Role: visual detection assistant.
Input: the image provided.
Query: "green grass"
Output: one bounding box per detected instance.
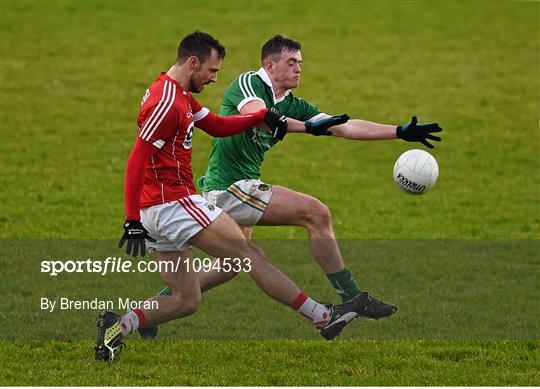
[1,0,538,239]
[1,0,539,386]
[1,340,538,386]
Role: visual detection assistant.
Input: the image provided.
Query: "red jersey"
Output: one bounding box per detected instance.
[137,73,209,208]
[123,72,268,221]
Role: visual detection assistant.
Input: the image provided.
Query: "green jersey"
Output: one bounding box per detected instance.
[200,68,322,191]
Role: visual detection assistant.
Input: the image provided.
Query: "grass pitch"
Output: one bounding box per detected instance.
[1,0,539,386]
[1,340,538,386]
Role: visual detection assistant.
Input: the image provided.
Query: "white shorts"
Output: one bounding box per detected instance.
[140,195,223,252]
[202,179,274,226]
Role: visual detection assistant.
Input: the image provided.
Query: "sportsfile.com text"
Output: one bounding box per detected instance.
[41,257,252,276]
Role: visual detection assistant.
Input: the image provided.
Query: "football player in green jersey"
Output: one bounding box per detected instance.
[198,34,441,298]
[140,35,441,339]
[199,34,441,297]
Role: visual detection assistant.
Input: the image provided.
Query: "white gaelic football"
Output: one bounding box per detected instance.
[393,149,439,195]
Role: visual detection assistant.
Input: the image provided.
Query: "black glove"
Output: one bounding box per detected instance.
[264,107,288,141]
[396,116,442,149]
[305,114,350,136]
[118,220,156,258]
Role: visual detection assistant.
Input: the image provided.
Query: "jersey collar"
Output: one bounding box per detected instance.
[159,72,186,94]
[256,67,291,104]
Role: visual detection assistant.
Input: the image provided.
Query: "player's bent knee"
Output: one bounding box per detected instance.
[303,199,332,229]
[246,242,269,262]
[233,240,255,259]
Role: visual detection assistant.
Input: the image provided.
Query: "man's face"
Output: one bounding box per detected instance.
[269,49,302,90]
[189,49,222,93]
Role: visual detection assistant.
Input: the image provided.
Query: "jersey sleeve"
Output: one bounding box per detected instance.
[291,96,321,121]
[138,83,179,149]
[124,137,159,220]
[195,109,267,137]
[223,72,266,112]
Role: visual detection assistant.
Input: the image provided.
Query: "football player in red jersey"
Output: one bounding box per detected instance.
[95,31,368,362]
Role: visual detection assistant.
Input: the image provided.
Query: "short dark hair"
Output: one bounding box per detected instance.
[176,31,226,63]
[261,35,301,62]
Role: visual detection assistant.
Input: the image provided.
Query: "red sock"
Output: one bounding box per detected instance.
[133,308,146,328]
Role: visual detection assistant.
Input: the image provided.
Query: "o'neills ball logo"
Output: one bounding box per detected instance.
[396,173,426,193]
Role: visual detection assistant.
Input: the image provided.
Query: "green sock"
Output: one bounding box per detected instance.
[159,285,172,296]
[327,267,362,302]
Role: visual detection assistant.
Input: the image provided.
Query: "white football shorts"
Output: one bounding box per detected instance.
[140,195,223,252]
[202,179,274,226]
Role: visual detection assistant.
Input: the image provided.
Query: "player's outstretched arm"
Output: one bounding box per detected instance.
[318,115,443,148]
[324,117,397,140]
